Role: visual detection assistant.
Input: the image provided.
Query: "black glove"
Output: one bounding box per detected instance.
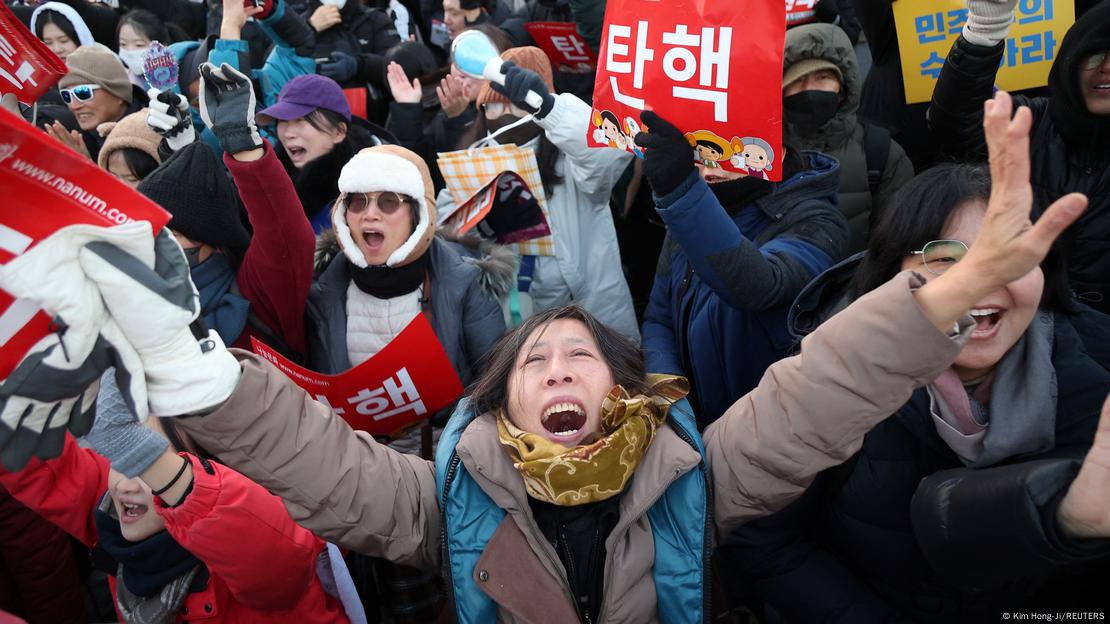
[320,51,359,83]
[197,62,263,155]
[635,110,696,197]
[489,61,555,119]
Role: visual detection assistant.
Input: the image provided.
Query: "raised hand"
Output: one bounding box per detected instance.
[198,62,262,156]
[489,61,554,118]
[387,61,422,104]
[437,72,470,118]
[310,4,342,32]
[45,121,92,161]
[221,0,265,39]
[146,88,195,153]
[1057,393,1110,539]
[634,110,696,196]
[915,91,1087,332]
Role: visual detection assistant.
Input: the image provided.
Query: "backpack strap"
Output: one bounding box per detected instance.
[862,123,892,195]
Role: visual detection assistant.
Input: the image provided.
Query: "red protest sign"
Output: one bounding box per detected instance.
[0,4,68,104]
[0,107,171,380]
[786,0,820,27]
[525,22,597,74]
[251,314,464,437]
[589,0,786,181]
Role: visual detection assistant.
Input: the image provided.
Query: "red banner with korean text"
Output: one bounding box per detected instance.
[251,315,464,437]
[0,4,68,104]
[785,0,820,27]
[589,0,786,181]
[0,107,171,380]
[525,22,598,74]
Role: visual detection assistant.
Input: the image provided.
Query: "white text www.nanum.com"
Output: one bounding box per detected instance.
[9,158,134,224]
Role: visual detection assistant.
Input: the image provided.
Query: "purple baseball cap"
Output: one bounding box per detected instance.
[257,74,352,124]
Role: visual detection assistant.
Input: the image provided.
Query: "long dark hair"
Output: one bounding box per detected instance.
[851,163,1073,311]
[35,9,79,42]
[119,147,159,182]
[467,305,649,416]
[457,112,564,198]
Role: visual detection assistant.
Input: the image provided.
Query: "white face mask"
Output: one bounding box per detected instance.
[118,48,149,75]
[320,0,347,8]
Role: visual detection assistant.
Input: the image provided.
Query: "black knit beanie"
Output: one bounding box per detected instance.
[138,142,250,251]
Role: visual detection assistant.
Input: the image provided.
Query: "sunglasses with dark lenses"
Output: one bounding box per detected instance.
[59,84,102,104]
[344,191,408,216]
[1082,50,1108,70]
[907,239,968,276]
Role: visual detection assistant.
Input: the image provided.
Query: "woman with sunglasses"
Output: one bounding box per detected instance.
[930,0,1110,314]
[721,159,1110,621]
[53,45,149,162]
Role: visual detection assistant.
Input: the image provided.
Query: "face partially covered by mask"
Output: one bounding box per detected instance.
[782,90,841,133]
[118,48,149,76]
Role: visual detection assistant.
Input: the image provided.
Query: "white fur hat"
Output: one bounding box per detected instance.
[333,146,436,269]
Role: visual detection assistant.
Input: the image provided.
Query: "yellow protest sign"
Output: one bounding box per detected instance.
[893,0,1074,104]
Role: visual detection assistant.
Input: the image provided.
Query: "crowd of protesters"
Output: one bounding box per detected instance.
[0,0,1109,622]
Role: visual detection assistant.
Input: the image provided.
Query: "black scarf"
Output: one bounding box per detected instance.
[1046,0,1110,152]
[709,146,806,213]
[349,249,431,299]
[279,126,375,222]
[94,501,204,598]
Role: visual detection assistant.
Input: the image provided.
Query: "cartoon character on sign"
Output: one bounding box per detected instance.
[592,109,630,150]
[684,130,744,170]
[738,137,775,180]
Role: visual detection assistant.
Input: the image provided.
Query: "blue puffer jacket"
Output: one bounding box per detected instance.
[642,153,847,427]
[434,397,712,624]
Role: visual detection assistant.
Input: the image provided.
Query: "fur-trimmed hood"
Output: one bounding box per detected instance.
[314,229,515,300]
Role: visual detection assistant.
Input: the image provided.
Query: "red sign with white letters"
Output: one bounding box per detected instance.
[525,22,598,74]
[251,314,464,438]
[0,107,170,380]
[0,4,68,104]
[589,0,786,180]
[786,0,820,26]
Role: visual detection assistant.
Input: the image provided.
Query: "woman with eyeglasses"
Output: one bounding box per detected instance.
[51,45,150,162]
[930,0,1110,314]
[720,161,1110,622]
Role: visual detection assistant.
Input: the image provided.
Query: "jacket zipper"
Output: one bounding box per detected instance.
[670,424,714,624]
[439,452,462,615]
[557,525,591,624]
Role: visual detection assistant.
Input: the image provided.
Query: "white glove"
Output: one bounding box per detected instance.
[963,0,1018,47]
[147,88,196,153]
[80,228,240,417]
[0,224,148,470]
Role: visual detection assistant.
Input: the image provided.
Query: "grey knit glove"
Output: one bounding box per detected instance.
[963,0,1018,47]
[85,371,168,478]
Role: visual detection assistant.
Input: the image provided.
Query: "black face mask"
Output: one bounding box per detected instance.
[783,90,841,133]
[486,114,542,146]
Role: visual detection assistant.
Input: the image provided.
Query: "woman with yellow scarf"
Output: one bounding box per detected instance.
[5,93,1102,623]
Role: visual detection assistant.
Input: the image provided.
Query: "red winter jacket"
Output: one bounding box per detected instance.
[0,436,349,624]
[226,141,316,356]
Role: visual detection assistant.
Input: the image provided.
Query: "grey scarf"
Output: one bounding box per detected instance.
[929,311,1058,467]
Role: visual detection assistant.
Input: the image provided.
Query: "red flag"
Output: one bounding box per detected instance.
[0,4,68,104]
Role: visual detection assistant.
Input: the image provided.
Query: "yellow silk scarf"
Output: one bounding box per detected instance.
[496,375,690,506]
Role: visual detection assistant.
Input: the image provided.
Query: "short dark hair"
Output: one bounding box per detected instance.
[117,9,170,46]
[467,305,649,416]
[851,162,1073,312]
[35,9,79,43]
[119,147,160,182]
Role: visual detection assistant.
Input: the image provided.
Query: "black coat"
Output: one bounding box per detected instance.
[719,259,1110,622]
[929,2,1110,313]
[305,0,401,89]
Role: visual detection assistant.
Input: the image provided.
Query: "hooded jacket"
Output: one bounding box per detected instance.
[174,269,980,622]
[721,256,1110,622]
[783,23,914,253]
[930,2,1110,312]
[642,154,849,427]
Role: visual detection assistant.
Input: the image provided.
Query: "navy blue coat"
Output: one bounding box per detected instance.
[642,153,848,427]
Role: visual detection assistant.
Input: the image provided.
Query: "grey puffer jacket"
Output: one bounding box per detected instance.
[306,235,510,386]
[783,23,914,253]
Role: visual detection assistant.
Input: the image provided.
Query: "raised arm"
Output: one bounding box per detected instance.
[707,91,1089,534]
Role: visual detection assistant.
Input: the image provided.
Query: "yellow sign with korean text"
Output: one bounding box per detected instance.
[893,0,1074,104]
